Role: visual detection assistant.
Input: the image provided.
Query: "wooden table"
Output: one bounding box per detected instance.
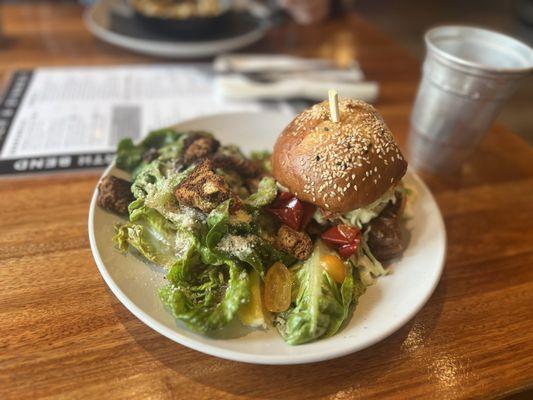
[1,2,532,399]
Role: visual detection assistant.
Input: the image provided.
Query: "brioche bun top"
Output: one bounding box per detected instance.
[271,98,407,213]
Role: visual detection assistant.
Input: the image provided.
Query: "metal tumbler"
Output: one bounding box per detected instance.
[408,26,533,174]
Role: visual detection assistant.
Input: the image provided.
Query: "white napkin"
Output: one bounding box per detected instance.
[214,54,379,102]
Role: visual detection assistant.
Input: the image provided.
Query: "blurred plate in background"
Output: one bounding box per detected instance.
[84,0,270,58]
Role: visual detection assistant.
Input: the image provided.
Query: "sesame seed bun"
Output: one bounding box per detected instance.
[271,98,407,213]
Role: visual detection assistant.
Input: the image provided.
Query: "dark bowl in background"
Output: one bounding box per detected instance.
[131,0,232,38]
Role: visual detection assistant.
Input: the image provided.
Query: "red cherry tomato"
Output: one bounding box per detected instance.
[276,191,293,203]
[338,224,360,243]
[321,224,361,259]
[301,202,316,229]
[269,201,302,230]
[320,208,336,219]
[269,191,294,210]
[268,192,315,231]
[321,224,360,246]
[337,243,359,259]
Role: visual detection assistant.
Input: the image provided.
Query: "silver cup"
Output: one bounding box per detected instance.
[408,26,533,174]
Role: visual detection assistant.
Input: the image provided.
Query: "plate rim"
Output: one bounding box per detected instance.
[88,111,447,365]
[83,0,269,58]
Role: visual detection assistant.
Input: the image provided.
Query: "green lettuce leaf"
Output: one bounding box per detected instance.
[351,265,367,304]
[140,128,181,150]
[355,231,388,286]
[154,211,251,334]
[160,245,250,333]
[275,240,356,345]
[131,160,164,199]
[130,160,202,233]
[205,201,263,276]
[205,199,231,249]
[115,139,144,172]
[323,270,353,337]
[245,176,277,208]
[113,200,178,267]
[157,140,184,162]
[217,234,265,277]
[215,230,296,278]
[143,167,198,227]
[116,128,181,172]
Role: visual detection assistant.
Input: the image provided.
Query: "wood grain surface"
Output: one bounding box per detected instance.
[1,2,532,399]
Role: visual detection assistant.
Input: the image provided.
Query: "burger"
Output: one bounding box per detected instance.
[270,97,409,268]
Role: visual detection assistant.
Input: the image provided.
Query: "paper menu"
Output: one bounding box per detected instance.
[0,64,292,176]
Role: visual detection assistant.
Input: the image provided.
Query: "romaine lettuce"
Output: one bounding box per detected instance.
[275,240,358,345]
[206,200,266,276]
[139,128,181,149]
[115,139,144,173]
[144,168,196,222]
[206,197,295,277]
[160,246,250,333]
[339,187,397,228]
[355,231,388,285]
[131,160,164,199]
[205,199,231,249]
[116,128,181,172]
[114,200,178,267]
[245,176,277,208]
[129,159,204,234]
[215,234,296,279]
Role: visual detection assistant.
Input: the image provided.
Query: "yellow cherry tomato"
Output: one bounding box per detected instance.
[264,261,292,313]
[320,254,347,283]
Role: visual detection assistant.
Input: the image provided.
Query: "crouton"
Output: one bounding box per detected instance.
[276,224,313,260]
[97,175,134,215]
[183,134,220,165]
[212,153,262,178]
[182,132,205,149]
[174,159,231,213]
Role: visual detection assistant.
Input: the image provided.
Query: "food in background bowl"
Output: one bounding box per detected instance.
[96,98,413,345]
[130,0,227,19]
[130,0,231,36]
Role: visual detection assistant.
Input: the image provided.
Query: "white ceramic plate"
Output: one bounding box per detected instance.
[84,0,269,58]
[88,112,446,365]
